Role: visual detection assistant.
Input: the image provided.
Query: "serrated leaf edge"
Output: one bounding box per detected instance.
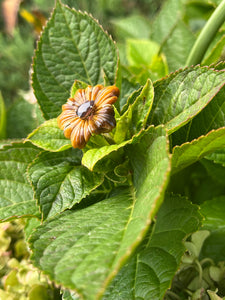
[171,126,225,174]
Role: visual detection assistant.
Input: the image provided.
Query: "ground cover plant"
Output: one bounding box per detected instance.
[1,0,225,299]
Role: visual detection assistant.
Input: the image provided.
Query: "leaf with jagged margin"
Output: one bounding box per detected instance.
[0,140,21,149]
[27,119,71,152]
[148,66,225,134]
[151,0,183,44]
[200,196,225,263]
[28,148,104,220]
[114,79,154,144]
[103,194,202,300]
[24,218,41,241]
[32,0,119,120]
[82,125,152,172]
[82,140,128,172]
[0,142,41,222]
[171,127,225,175]
[29,125,170,299]
[171,84,225,146]
[0,141,6,149]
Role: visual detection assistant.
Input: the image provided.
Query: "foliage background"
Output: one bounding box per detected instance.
[1,0,225,300]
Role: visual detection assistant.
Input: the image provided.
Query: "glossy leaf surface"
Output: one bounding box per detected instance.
[104,194,202,299]
[32,1,118,119]
[148,66,225,134]
[27,119,71,152]
[28,149,104,220]
[171,127,225,174]
[30,126,170,299]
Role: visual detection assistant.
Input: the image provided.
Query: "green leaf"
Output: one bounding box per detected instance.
[127,39,160,67]
[171,127,225,174]
[205,148,225,166]
[119,78,140,111]
[112,15,151,41]
[207,290,224,300]
[201,158,225,186]
[168,161,225,205]
[82,140,129,172]
[0,91,6,139]
[85,134,111,150]
[148,66,225,134]
[82,124,155,172]
[30,189,134,299]
[151,0,183,44]
[27,119,71,152]
[62,290,80,300]
[32,0,119,119]
[201,197,225,231]
[202,34,225,66]
[200,197,225,262]
[70,80,89,98]
[126,126,170,219]
[130,79,154,132]
[113,108,132,145]
[24,218,41,241]
[104,194,202,299]
[0,142,40,222]
[105,163,129,184]
[30,126,170,299]
[0,139,20,149]
[172,85,225,145]
[120,85,142,115]
[126,39,168,82]
[185,0,215,24]
[114,79,154,143]
[161,20,195,72]
[28,149,104,220]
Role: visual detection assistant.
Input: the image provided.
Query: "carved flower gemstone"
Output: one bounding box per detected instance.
[57,84,120,149]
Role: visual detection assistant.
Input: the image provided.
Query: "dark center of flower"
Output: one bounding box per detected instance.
[77,101,95,119]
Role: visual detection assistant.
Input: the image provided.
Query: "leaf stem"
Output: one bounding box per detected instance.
[165,290,181,300]
[186,0,225,66]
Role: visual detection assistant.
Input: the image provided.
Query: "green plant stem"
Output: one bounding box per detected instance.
[195,259,203,285]
[0,92,6,139]
[200,258,215,267]
[165,290,181,300]
[186,0,225,66]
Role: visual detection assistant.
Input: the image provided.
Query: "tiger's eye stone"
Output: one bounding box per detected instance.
[77,101,94,118]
